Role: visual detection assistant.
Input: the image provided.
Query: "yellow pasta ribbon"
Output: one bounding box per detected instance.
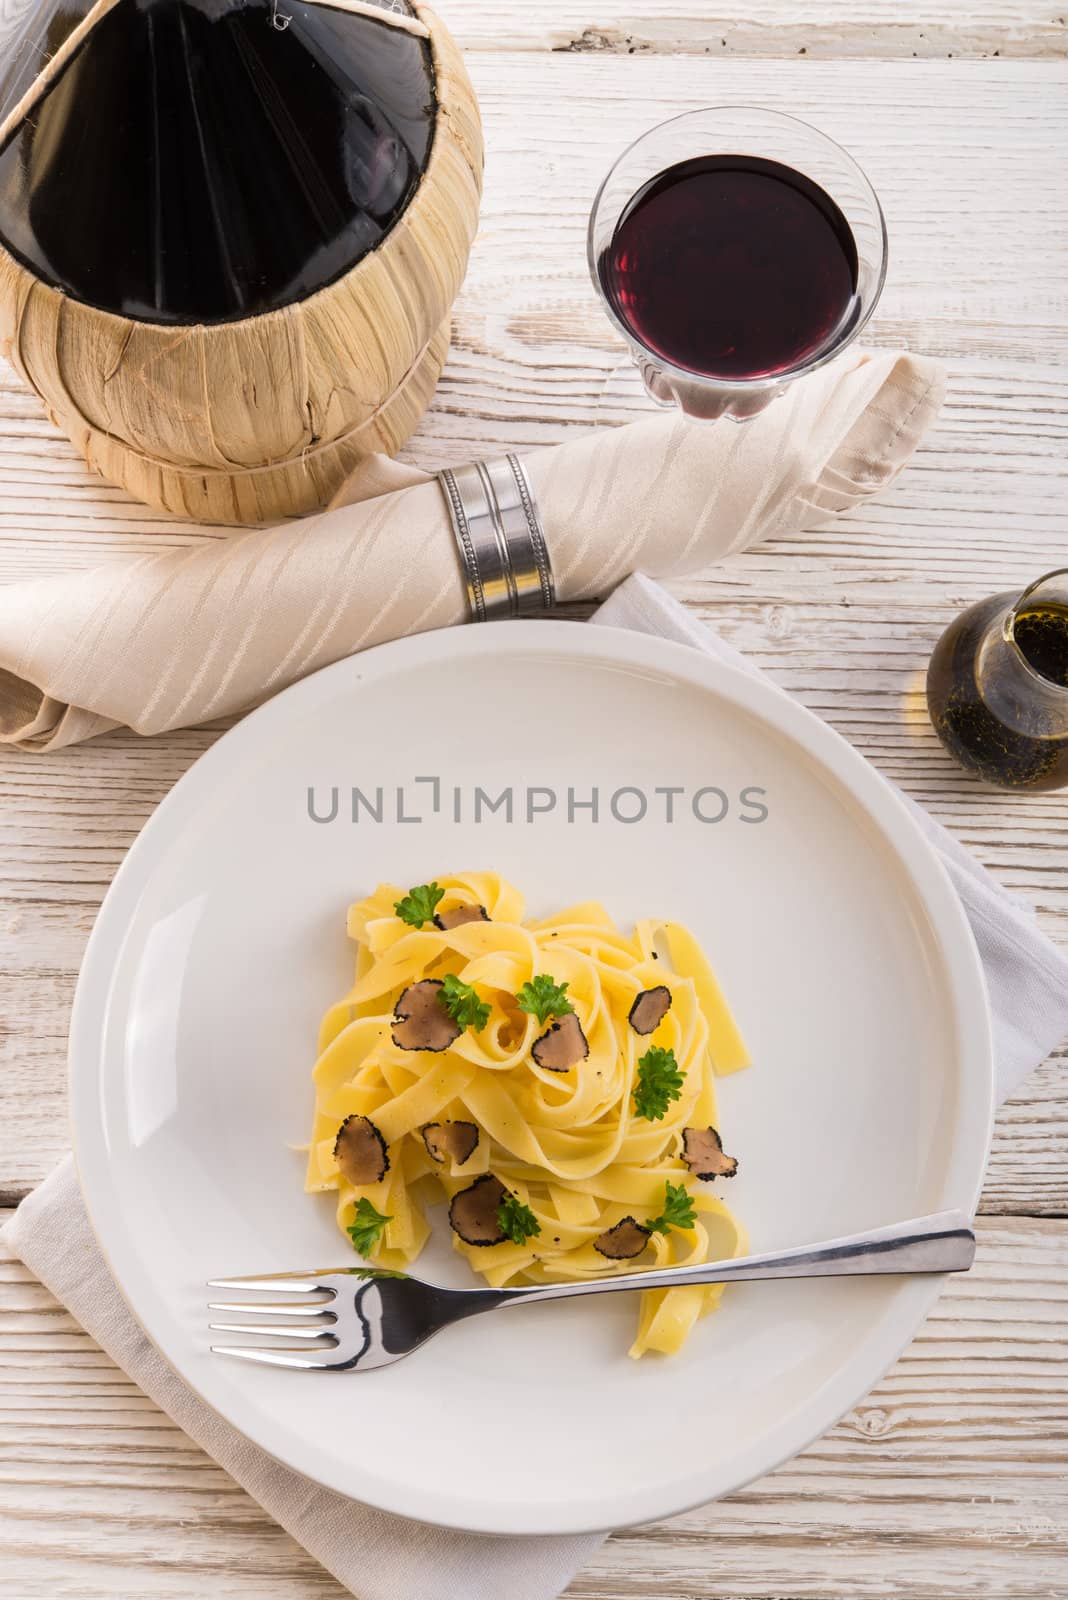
[304,873,750,1357]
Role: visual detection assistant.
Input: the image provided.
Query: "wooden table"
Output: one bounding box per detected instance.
[1,3,1066,1595]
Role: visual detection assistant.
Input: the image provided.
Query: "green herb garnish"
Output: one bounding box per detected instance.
[497,1192,541,1245]
[346,1197,392,1256]
[394,882,445,927]
[632,1045,685,1121]
[440,972,491,1032]
[515,975,574,1026]
[646,1181,697,1237]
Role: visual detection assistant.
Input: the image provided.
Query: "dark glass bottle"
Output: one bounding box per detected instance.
[0,0,435,324]
[926,569,1068,792]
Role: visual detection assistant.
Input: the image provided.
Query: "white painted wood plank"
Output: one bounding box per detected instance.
[0,1216,1063,1597]
[441,0,1068,58]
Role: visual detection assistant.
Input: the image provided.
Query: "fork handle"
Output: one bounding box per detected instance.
[497,1210,976,1307]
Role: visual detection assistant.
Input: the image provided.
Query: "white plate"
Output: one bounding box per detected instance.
[70,621,994,1536]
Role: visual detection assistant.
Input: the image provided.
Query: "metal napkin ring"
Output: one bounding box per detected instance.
[438,454,555,621]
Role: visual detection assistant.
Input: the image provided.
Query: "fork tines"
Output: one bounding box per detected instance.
[208,1273,341,1368]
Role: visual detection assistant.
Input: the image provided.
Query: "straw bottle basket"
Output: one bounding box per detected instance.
[0,0,482,523]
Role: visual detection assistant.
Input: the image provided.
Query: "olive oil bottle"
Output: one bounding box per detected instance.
[927,568,1068,792]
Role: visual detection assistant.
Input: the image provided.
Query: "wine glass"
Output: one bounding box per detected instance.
[588,106,888,422]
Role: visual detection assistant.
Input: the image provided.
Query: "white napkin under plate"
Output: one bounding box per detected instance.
[5,573,1067,1600]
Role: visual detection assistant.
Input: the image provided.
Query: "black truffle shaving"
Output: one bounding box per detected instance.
[531,1011,589,1072]
[333,1114,390,1186]
[627,985,672,1035]
[433,903,490,931]
[682,1125,739,1180]
[421,1120,480,1165]
[392,979,462,1052]
[594,1217,651,1260]
[448,1174,508,1246]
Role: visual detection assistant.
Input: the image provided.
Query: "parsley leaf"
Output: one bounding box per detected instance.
[497,1192,541,1245]
[394,883,445,928]
[346,1197,392,1256]
[440,972,491,1032]
[632,1045,685,1121]
[646,1180,697,1237]
[516,974,574,1025]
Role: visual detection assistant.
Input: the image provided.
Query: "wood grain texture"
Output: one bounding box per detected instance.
[0,1215,1063,1598]
[0,28,1065,1600]
[443,0,1068,59]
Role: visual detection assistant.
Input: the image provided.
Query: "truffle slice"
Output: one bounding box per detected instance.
[333,1115,389,1186]
[594,1217,651,1260]
[682,1126,739,1180]
[422,1120,480,1166]
[448,1174,508,1247]
[531,1012,589,1073]
[628,984,672,1035]
[433,904,489,931]
[392,979,461,1052]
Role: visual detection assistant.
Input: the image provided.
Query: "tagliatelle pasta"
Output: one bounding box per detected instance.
[304,872,750,1357]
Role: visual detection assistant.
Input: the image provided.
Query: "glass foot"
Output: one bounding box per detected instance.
[593,361,664,425]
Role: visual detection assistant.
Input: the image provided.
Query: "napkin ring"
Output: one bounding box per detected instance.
[438,455,555,621]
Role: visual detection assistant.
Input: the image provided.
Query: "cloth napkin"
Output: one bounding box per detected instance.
[5,575,1067,1600]
[0,347,943,750]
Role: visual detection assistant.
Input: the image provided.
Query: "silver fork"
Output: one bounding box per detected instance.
[208,1209,975,1374]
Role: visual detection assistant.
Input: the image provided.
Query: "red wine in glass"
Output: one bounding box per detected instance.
[598,154,860,381]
